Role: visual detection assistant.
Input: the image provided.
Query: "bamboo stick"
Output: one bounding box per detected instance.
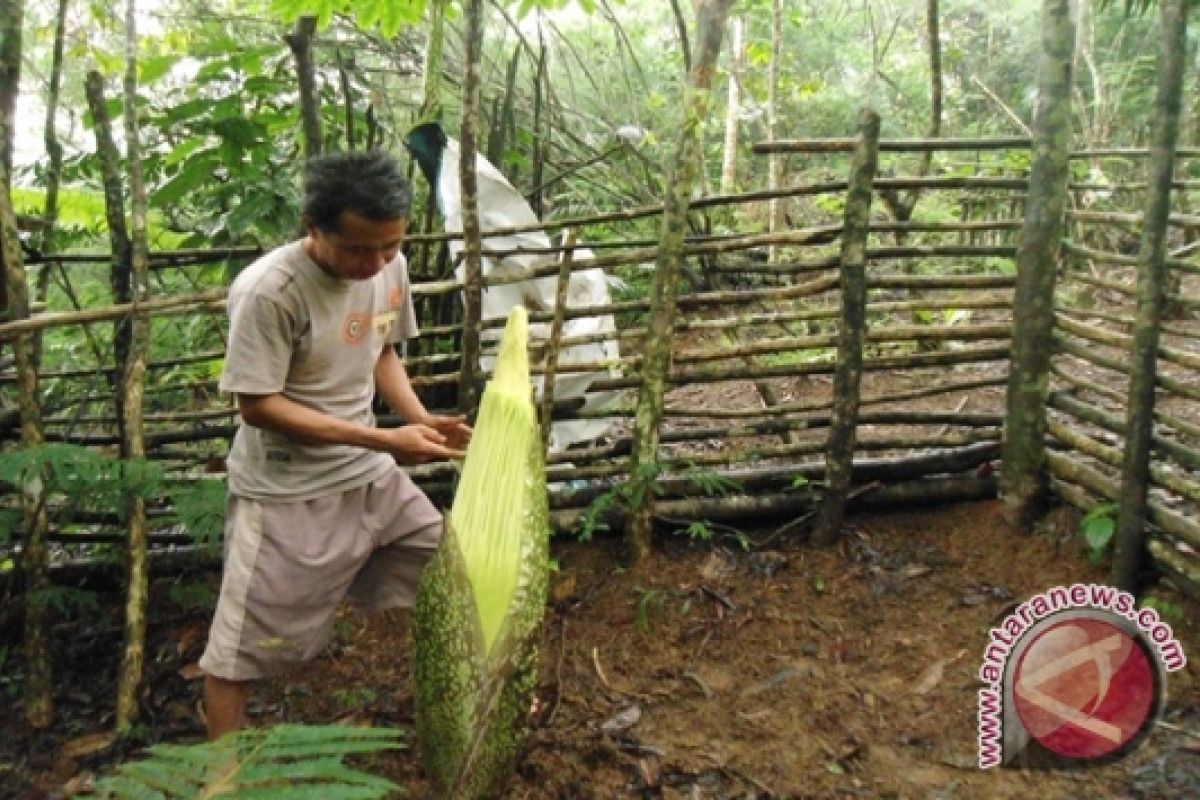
[1051,363,1200,442]
[1055,305,1198,339]
[1061,239,1200,274]
[0,288,226,340]
[540,231,576,450]
[552,474,998,534]
[1048,419,1200,505]
[1053,332,1200,401]
[1055,314,1200,370]
[1046,450,1200,549]
[407,343,1012,390]
[1048,391,1200,471]
[752,136,1034,154]
[1146,537,1200,602]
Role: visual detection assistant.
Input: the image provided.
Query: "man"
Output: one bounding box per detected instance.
[199,150,470,739]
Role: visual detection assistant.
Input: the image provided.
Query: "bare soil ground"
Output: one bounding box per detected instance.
[2,500,1198,800]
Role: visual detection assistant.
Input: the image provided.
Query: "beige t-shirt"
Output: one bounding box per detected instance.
[221,241,419,500]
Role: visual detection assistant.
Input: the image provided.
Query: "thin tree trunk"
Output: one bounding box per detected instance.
[718,16,743,196]
[285,16,321,159]
[767,0,783,263]
[1000,0,1074,525]
[813,109,881,546]
[458,0,485,414]
[0,0,20,175]
[420,0,447,122]
[1112,0,1188,593]
[336,49,355,150]
[85,71,132,442]
[115,0,151,732]
[627,0,735,563]
[528,13,548,218]
[36,0,69,316]
[1,27,53,727]
[0,0,21,318]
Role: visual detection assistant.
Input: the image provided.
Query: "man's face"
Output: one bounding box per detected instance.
[304,211,407,281]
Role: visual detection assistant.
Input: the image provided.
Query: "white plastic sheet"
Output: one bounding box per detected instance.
[437,139,622,452]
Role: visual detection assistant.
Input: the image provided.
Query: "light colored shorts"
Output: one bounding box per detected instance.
[199,468,442,681]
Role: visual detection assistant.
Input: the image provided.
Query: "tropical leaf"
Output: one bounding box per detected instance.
[84,724,405,799]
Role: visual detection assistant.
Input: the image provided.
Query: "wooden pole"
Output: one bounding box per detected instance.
[1000,0,1074,525]
[1,42,54,729]
[813,108,881,545]
[457,0,484,415]
[115,0,151,732]
[627,0,735,564]
[1113,0,1189,593]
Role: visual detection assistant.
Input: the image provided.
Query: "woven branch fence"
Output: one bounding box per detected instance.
[1,135,1198,601]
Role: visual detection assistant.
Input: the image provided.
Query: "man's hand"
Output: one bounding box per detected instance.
[383,424,467,464]
[424,414,472,452]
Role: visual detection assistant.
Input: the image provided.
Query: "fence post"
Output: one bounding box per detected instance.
[1113,0,1189,592]
[626,0,735,564]
[813,108,881,546]
[1000,0,1074,525]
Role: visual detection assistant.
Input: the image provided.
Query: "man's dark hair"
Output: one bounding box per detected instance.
[302,150,413,231]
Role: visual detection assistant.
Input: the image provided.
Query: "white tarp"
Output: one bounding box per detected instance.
[436,138,622,452]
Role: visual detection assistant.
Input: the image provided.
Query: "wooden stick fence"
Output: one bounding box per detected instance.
[3,133,1199,605]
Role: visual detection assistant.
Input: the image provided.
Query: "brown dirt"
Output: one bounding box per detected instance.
[4,500,1199,799]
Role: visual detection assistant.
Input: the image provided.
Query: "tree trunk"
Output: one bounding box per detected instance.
[336,48,355,150]
[114,0,151,732]
[813,109,881,546]
[420,0,447,122]
[84,71,132,441]
[1000,0,1074,525]
[767,0,783,263]
[285,16,321,159]
[627,0,736,564]
[1,69,53,734]
[458,0,485,414]
[528,14,549,218]
[718,16,743,196]
[1112,0,1188,593]
[36,0,69,308]
[0,0,22,318]
[0,0,20,175]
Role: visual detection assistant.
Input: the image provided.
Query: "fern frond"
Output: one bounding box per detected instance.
[85,724,404,800]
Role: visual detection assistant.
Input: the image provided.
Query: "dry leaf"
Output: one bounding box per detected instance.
[600,705,642,734]
[62,732,116,759]
[551,573,577,603]
[913,659,946,696]
[178,662,205,681]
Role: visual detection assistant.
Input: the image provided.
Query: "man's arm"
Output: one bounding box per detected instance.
[375,346,471,450]
[237,391,461,464]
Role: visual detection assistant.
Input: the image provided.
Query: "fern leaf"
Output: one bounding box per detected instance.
[85,724,404,800]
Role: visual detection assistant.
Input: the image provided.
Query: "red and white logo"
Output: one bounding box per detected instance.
[1013,617,1156,759]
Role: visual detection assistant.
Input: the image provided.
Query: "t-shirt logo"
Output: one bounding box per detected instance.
[342,312,369,344]
[389,287,404,308]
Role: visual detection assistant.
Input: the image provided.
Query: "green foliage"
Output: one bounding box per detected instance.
[0,444,164,519]
[1079,502,1119,565]
[84,724,405,799]
[633,587,665,633]
[168,478,227,549]
[30,585,101,616]
[1140,595,1184,623]
[167,577,218,613]
[683,462,740,498]
[684,520,713,542]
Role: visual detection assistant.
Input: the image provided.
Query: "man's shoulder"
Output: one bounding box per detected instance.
[230,242,307,299]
